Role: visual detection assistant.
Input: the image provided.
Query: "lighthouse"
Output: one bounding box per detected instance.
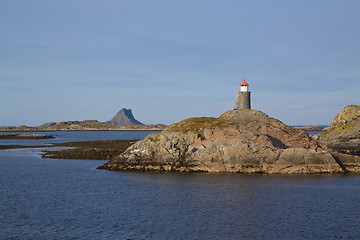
[234,79,251,110]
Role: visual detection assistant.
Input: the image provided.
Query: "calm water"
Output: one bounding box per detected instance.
[0,131,160,146]
[1,131,360,239]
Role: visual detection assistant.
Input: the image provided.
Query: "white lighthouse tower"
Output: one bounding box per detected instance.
[234,79,251,110]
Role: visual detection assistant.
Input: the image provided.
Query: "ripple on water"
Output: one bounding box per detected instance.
[1,132,360,239]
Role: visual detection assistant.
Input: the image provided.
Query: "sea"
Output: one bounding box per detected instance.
[1,131,359,240]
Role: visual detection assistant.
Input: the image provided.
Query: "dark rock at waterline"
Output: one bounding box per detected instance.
[42,140,138,160]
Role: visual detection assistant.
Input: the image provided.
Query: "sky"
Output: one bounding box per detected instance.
[1,0,359,126]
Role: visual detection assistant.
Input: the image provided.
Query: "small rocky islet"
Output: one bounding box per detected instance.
[98,105,360,174]
[0,133,55,139]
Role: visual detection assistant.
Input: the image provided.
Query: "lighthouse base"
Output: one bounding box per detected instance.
[236,92,251,110]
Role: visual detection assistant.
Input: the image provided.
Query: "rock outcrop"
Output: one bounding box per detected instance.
[319,105,360,157]
[99,109,360,173]
[108,108,143,125]
[328,105,360,130]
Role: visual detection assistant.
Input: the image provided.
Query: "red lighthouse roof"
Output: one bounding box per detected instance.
[240,79,249,86]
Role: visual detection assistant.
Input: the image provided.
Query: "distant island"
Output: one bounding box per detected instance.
[293,126,324,131]
[0,108,166,132]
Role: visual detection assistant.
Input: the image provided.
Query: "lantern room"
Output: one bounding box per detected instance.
[240,79,249,92]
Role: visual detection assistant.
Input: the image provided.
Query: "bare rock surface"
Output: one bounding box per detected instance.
[319,105,360,157]
[99,109,360,173]
[328,105,360,130]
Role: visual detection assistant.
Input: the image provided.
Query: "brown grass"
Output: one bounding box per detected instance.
[166,117,232,134]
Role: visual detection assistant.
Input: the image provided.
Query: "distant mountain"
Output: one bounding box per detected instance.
[0,107,168,131]
[107,108,143,125]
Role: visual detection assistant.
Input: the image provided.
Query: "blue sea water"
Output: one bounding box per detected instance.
[1,131,360,239]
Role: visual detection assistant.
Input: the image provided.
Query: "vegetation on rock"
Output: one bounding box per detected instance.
[166,117,231,134]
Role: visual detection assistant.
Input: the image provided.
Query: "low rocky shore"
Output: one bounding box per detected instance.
[0,140,137,160]
[0,133,54,139]
[294,126,324,131]
[0,144,44,150]
[0,120,166,132]
[99,105,360,174]
[41,140,138,160]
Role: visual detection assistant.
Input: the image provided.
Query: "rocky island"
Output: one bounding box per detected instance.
[0,108,166,132]
[99,106,360,174]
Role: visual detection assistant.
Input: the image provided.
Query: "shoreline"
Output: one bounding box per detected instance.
[1,139,359,174]
[0,139,138,160]
[0,133,55,139]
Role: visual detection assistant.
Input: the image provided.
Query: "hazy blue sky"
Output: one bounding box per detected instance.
[1,0,359,126]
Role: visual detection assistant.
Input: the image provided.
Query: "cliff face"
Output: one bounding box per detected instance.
[99,109,360,173]
[108,108,143,125]
[319,105,360,158]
